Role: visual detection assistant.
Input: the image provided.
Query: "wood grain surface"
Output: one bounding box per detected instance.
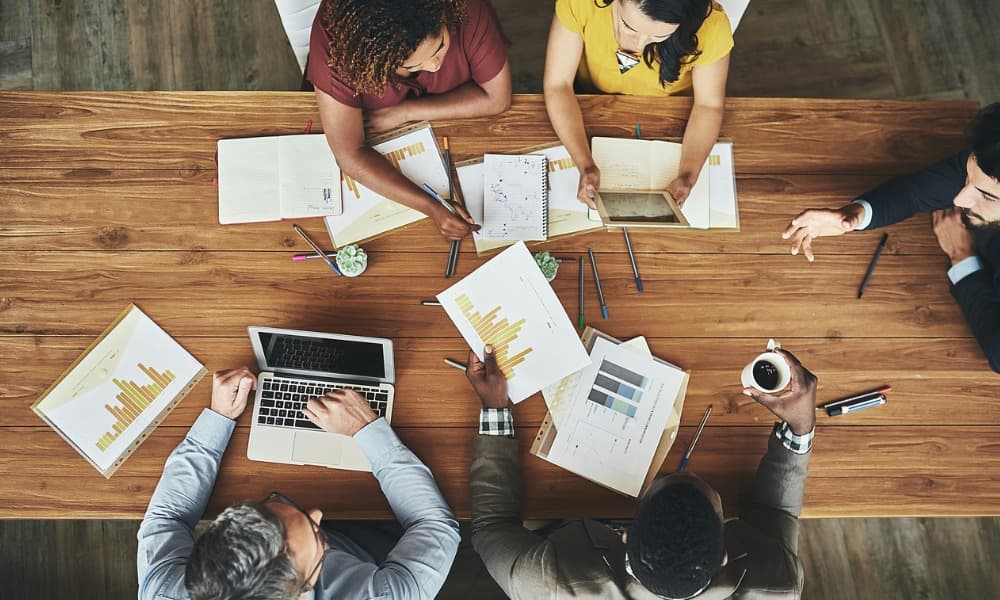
[2,92,997,519]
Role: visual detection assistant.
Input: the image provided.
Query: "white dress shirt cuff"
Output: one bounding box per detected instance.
[353,417,402,467]
[851,199,873,230]
[194,408,238,451]
[947,256,985,284]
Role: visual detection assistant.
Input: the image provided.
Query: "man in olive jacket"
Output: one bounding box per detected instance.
[466,344,817,599]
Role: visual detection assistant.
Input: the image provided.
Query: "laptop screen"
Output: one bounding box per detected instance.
[257,331,386,379]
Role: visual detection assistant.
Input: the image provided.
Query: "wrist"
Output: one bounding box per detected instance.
[949,251,975,266]
[841,202,865,225]
[787,416,816,437]
[209,406,238,421]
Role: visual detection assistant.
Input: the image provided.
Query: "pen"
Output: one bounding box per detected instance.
[422,182,463,278]
[421,300,442,306]
[578,256,585,330]
[292,224,342,275]
[442,138,461,278]
[588,248,609,320]
[818,385,892,410]
[858,233,889,298]
[826,394,886,417]
[443,358,467,372]
[622,227,643,292]
[292,252,337,261]
[678,405,712,472]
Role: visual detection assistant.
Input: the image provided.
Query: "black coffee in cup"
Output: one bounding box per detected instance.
[752,360,780,390]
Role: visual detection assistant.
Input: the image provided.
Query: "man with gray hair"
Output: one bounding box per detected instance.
[137,366,460,599]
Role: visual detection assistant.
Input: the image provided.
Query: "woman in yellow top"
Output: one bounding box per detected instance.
[544,0,733,206]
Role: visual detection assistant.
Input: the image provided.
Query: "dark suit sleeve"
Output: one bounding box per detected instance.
[951,265,1000,373]
[860,151,969,230]
[739,431,811,554]
[469,435,551,598]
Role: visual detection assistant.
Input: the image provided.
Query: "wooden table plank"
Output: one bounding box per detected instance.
[0,251,969,338]
[0,169,950,256]
[0,94,978,174]
[2,337,998,429]
[1,426,996,519]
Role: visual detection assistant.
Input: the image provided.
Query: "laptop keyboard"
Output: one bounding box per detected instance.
[257,376,389,430]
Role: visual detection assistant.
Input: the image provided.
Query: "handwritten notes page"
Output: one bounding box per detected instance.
[482,154,548,241]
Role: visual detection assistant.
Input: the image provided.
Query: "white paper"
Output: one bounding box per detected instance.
[545,337,685,497]
[680,158,711,230]
[708,141,739,228]
[277,135,342,219]
[436,242,590,403]
[482,154,548,240]
[217,137,281,224]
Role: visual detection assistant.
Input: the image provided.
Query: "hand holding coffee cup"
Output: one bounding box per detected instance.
[742,348,818,436]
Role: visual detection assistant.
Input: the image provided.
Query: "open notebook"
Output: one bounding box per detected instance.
[217,134,342,224]
[481,153,549,241]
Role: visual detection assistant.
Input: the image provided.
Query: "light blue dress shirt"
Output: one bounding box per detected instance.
[137,408,459,600]
[852,199,984,284]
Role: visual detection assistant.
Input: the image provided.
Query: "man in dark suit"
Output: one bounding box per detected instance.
[783,102,1000,372]
[465,344,818,599]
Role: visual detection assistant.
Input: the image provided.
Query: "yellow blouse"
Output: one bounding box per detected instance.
[555,0,733,96]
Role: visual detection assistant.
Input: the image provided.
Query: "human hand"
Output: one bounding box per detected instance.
[430,202,479,241]
[932,208,976,265]
[466,345,509,409]
[577,164,600,209]
[742,349,817,435]
[364,105,410,135]
[302,389,378,436]
[666,176,693,207]
[210,367,257,420]
[782,203,866,262]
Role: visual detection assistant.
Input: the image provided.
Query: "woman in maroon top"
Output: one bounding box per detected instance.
[308,0,512,241]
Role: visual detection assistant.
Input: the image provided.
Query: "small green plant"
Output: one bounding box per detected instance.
[534,251,559,282]
[335,244,368,277]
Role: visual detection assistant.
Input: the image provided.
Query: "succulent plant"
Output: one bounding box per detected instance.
[335,244,368,277]
[534,251,559,282]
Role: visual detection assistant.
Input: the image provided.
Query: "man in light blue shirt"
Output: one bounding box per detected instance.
[137,367,460,599]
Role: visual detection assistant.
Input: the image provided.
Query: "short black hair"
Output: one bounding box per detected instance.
[627,482,724,598]
[971,102,1000,181]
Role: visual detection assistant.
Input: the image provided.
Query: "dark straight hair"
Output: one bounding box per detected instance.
[971,102,1000,181]
[597,0,713,87]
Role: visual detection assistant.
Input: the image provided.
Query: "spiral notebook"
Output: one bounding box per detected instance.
[482,153,549,241]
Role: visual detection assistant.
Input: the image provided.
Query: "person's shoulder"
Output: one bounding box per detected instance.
[556,0,600,30]
[697,4,734,48]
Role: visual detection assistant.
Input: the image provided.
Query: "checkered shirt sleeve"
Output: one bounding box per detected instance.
[774,421,814,454]
[479,407,515,437]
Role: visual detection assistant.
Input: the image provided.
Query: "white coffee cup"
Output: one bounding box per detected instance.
[740,339,791,393]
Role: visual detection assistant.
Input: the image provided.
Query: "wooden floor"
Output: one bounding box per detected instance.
[1,1,999,599]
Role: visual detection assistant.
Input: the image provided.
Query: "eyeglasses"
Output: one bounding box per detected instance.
[624,550,711,600]
[262,491,329,594]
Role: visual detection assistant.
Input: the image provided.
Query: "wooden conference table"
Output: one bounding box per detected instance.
[1,93,998,520]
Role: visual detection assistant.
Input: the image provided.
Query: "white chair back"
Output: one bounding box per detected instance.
[716,0,749,32]
[274,0,322,74]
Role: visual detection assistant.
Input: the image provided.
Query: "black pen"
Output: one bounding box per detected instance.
[858,233,889,298]
[588,248,609,319]
[818,385,892,410]
[578,256,585,329]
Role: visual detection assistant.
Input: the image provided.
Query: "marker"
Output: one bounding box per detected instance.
[622,227,643,292]
[422,183,463,279]
[817,385,892,410]
[421,300,442,307]
[292,224,342,275]
[635,123,642,139]
[826,395,886,417]
[442,139,461,278]
[678,405,712,472]
[588,248,609,320]
[443,358,467,372]
[578,256,585,330]
[858,233,889,298]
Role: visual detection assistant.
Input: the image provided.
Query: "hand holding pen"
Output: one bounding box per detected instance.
[422,183,479,241]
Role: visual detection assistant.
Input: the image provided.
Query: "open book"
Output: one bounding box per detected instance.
[217,134,342,224]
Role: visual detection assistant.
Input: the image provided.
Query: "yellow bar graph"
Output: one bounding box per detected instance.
[95,364,176,452]
[384,141,426,170]
[455,293,533,381]
[343,174,361,200]
[547,157,575,172]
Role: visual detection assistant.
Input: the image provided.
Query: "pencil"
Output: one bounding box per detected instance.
[292,224,342,276]
[622,227,643,292]
[442,137,461,278]
[421,300,442,306]
[292,252,336,261]
[587,248,609,320]
[678,405,712,472]
[578,256,585,330]
[858,233,889,298]
[443,358,467,372]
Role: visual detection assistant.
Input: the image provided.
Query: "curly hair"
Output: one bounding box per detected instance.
[320,0,467,95]
[597,0,713,87]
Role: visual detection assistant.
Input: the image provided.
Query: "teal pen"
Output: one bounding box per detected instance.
[587,248,609,320]
[678,405,712,472]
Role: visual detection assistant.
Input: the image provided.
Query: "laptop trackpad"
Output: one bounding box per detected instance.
[292,431,343,466]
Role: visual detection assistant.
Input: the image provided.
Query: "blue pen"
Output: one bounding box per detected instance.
[292,224,342,276]
[678,405,712,472]
[587,248,609,320]
[422,183,458,215]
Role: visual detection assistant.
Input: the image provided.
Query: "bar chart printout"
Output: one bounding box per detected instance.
[32,305,205,476]
[437,241,590,403]
[588,359,648,418]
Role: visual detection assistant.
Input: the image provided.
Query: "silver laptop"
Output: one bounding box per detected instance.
[246,326,395,471]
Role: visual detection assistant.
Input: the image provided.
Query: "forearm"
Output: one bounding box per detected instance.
[398,81,510,121]
[544,83,595,170]
[335,143,440,216]
[677,102,724,183]
[747,426,811,518]
[951,268,1000,373]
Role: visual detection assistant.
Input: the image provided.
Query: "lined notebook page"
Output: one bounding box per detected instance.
[482,154,548,240]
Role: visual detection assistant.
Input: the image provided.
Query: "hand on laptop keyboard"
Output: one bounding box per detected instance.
[301,389,378,436]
